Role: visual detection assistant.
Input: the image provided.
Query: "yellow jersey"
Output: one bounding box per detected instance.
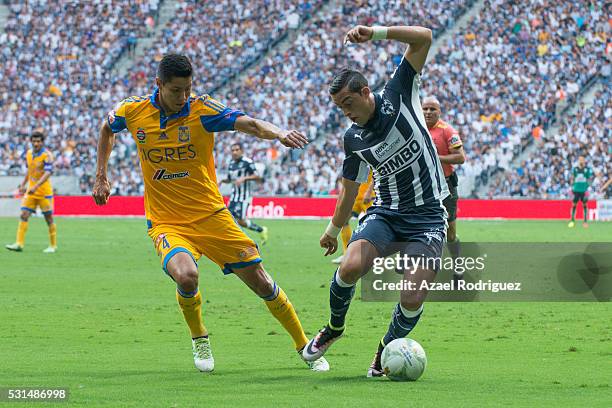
[356,171,374,201]
[26,148,54,197]
[107,88,245,226]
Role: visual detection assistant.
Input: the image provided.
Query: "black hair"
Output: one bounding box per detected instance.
[157,54,193,83]
[329,67,369,95]
[31,131,44,141]
[231,143,243,150]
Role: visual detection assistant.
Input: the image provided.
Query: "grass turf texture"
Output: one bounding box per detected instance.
[0,217,610,407]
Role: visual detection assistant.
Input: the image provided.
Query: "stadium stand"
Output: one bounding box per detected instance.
[0,0,608,200]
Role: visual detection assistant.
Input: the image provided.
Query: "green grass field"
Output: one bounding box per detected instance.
[0,217,610,407]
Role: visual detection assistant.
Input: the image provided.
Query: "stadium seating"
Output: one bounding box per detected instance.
[0,0,608,199]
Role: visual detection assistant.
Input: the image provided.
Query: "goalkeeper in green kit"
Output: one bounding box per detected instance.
[568,156,593,228]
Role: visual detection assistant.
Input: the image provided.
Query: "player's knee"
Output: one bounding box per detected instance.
[44,216,54,225]
[338,259,364,285]
[20,213,30,222]
[400,294,425,311]
[174,267,199,292]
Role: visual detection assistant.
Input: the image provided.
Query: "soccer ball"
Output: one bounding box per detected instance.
[381,338,427,381]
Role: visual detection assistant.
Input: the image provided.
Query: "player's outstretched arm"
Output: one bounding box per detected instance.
[92,121,116,206]
[320,178,360,256]
[344,25,432,73]
[234,115,308,149]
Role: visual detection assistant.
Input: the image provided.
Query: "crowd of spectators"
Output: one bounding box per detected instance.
[425,0,609,195]
[215,0,474,196]
[0,0,163,195]
[489,85,611,199]
[0,0,608,200]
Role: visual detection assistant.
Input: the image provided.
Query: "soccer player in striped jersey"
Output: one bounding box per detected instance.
[220,143,268,244]
[93,54,328,373]
[302,25,449,377]
[6,131,57,253]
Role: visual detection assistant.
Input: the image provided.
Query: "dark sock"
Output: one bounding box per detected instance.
[571,205,577,221]
[382,303,423,345]
[246,220,263,232]
[329,270,355,330]
[447,236,461,259]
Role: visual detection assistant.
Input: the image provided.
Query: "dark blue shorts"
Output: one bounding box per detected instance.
[228,200,249,220]
[349,203,448,271]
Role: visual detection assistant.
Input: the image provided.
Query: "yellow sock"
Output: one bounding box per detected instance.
[16,221,28,247]
[340,224,352,253]
[264,286,308,350]
[176,289,207,338]
[48,223,57,248]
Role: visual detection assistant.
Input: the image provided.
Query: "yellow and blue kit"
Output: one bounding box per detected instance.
[352,171,374,216]
[107,88,261,274]
[21,148,54,214]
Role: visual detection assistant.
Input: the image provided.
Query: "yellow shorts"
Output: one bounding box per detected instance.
[352,198,372,216]
[147,208,261,275]
[21,194,54,214]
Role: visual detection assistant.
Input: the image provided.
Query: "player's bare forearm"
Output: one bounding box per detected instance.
[92,121,115,205]
[439,152,465,165]
[33,171,52,190]
[235,115,308,148]
[95,121,116,179]
[19,174,28,191]
[386,26,432,47]
[344,25,431,72]
[331,179,360,228]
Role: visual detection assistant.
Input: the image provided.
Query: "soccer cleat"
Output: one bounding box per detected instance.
[582,223,589,229]
[298,348,330,372]
[5,243,23,252]
[42,246,57,253]
[568,221,575,228]
[331,255,344,264]
[260,226,268,245]
[192,337,214,372]
[302,325,344,362]
[366,349,385,378]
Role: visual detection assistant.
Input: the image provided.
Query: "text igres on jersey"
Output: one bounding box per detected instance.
[377,140,421,177]
[140,145,197,163]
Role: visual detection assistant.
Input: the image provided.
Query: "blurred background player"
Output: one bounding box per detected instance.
[568,155,593,228]
[332,171,374,264]
[422,96,466,281]
[93,54,328,373]
[5,131,57,253]
[219,143,268,244]
[303,24,448,378]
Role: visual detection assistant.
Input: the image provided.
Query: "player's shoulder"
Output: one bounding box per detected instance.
[43,149,54,161]
[242,157,254,164]
[111,94,151,116]
[191,94,228,116]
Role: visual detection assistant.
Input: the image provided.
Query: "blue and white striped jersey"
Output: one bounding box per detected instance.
[342,57,449,213]
[227,156,257,202]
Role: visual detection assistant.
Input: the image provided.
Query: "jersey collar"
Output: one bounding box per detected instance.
[150,88,191,129]
[363,93,381,130]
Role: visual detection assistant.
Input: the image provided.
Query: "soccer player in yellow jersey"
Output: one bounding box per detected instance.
[6,131,57,253]
[92,54,329,372]
[331,171,374,264]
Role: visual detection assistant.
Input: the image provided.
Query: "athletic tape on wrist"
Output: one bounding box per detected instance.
[371,26,388,41]
[325,221,342,238]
